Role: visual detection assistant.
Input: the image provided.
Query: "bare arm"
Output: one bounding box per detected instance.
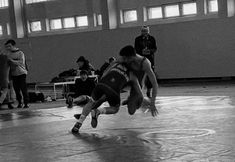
[8,51,25,66]
[129,71,144,100]
[142,59,158,116]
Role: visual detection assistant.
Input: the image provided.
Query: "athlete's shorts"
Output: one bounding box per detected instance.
[91,83,120,107]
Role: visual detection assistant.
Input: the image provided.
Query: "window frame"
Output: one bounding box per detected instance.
[206,0,218,14]
[29,20,42,32]
[122,9,138,23]
[0,25,3,36]
[147,6,163,20]
[0,0,8,8]
[145,1,199,22]
[63,17,76,29]
[76,15,89,28]
[49,18,63,30]
[182,1,197,16]
[163,3,180,18]
[25,0,48,4]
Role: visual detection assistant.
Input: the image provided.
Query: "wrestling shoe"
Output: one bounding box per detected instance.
[17,103,23,108]
[127,96,143,115]
[91,109,100,128]
[23,104,29,108]
[74,114,81,120]
[67,96,73,108]
[71,122,82,134]
[8,103,14,109]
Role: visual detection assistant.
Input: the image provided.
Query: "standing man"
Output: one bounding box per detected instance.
[4,39,29,108]
[0,48,14,109]
[134,26,157,97]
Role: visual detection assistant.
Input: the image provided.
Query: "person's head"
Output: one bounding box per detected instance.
[80,70,88,81]
[141,26,150,37]
[4,39,16,51]
[119,45,136,63]
[108,57,116,63]
[76,56,86,68]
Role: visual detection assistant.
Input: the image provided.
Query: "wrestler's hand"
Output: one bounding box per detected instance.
[149,103,158,117]
[142,48,150,55]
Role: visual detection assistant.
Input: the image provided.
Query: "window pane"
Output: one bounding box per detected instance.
[76,16,88,27]
[183,2,197,15]
[63,17,75,28]
[124,10,137,22]
[208,0,218,12]
[25,0,48,4]
[97,14,102,25]
[0,0,8,8]
[30,21,42,31]
[6,23,10,35]
[0,25,3,35]
[148,7,163,19]
[50,19,62,30]
[165,4,180,17]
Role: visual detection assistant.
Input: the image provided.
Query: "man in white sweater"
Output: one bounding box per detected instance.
[5,39,29,108]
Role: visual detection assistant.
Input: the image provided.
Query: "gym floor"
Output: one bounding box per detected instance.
[0,82,235,162]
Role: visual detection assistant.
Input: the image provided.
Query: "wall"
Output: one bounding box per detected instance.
[1,0,235,83]
[2,15,232,83]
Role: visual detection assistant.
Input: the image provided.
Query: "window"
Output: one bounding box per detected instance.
[94,14,102,27]
[123,10,137,22]
[50,19,62,30]
[208,0,218,13]
[76,16,88,27]
[30,21,42,32]
[148,6,163,19]
[25,0,49,4]
[164,4,180,18]
[6,23,10,35]
[97,14,102,26]
[63,17,75,28]
[182,2,197,15]
[0,25,3,35]
[0,0,8,8]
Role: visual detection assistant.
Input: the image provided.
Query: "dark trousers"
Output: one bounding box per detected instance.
[12,74,29,105]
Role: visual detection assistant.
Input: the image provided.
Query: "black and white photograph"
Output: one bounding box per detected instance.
[0,0,235,161]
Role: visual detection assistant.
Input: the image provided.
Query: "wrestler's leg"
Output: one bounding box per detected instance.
[127,72,144,115]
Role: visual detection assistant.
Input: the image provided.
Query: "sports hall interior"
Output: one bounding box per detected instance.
[0,0,235,161]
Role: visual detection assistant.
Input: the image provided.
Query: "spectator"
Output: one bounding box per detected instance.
[4,39,29,108]
[0,49,14,109]
[96,56,116,78]
[76,56,95,75]
[66,70,96,108]
[134,26,157,97]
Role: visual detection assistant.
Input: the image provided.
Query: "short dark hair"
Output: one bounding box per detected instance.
[76,56,86,63]
[119,45,136,57]
[4,39,16,46]
[80,70,88,75]
[108,57,115,63]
